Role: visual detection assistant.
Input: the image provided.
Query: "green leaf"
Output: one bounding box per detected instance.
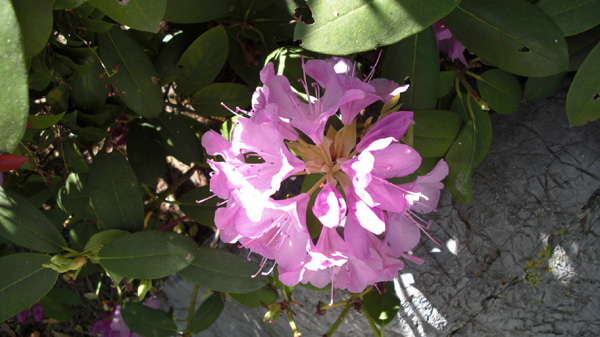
[190,293,224,333]
[68,219,99,252]
[536,0,600,36]
[0,0,29,153]
[40,288,82,321]
[155,33,195,86]
[69,57,109,111]
[381,28,439,110]
[444,0,569,77]
[89,151,144,231]
[0,253,58,322]
[12,0,53,57]
[53,0,87,10]
[84,229,130,252]
[294,0,460,55]
[99,27,163,118]
[451,94,492,167]
[178,246,267,293]
[164,0,236,23]
[61,139,89,173]
[178,186,220,227]
[523,72,567,103]
[413,110,463,158]
[300,173,323,239]
[567,26,600,71]
[191,83,252,117]
[477,69,522,115]
[230,287,279,308]
[0,187,67,252]
[444,124,475,204]
[263,47,318,93]
[28,112,66,129]
[121,302,177,337]
[175,26,228,96]
[127,119,167,188]
[98,231,198,279]
[57,172,96,220]
[566,41,600,126]
[362,283,400,327]
[153,113,204,165]
[89,0,166,32]
[438,71,458,98]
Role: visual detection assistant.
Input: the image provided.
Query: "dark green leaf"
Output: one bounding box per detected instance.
[362,283,400,327]
[121,301,177,337]
[523,72,567,103]
[11,0,53,57]
[57,172,96,220]
[444,124,475,204]
[294,0,460,55]
[154,113,204,165]
[69,57,109,111]
[53,0,87,10]
[450,94,492,167]
[230,287,278,308]
[381,28,439,110]
[0,253,58,322]
[127,119,167,188]
[99,27,163,118]
[61,139,89,173]
[566,41,600,126]
[444,0,568,77]
[477,69,522,115]
[300,173,323,239]
[89,0,167,32]
[0,0,29,153]
[89,151,144,231]
[178,246,267,293]
[68,220,99,251]
[46,84,70,111]
[413,110,463,157]
[191,83,252,117]
[438,71,458,98]
[178,186,219,227]
[536,0,600,36]
[263,47,317,93]
[28,112,66,129]
[84,229,130,252]
[40,288,82,321]
[164,0,236,23]
[190,293,224,333]
[155,33,195,86]
[0,187,67,252]
[98,231,198,279]
[227,35,262,88]
[176,25,228,96]
[567,26,600,71]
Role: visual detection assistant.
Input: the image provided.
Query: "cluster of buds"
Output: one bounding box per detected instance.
[201,57,448,295]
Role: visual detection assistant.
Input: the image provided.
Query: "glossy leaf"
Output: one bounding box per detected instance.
[53,0,87,10]
[175,26,228,96]
[11,0,52,57]
[413,110,463,158]
[523,72,567,103]
[99,27,163,118]
[294,0,460,55]
[28,112,66,129]
[89,151,144,231]
[154,113,204,165]
[230,287,279,308]
[444,0,568,77]
[61,139,89,173]
[0,254,58,322]
[178,246,267,293]
[381,28,439,110]
[450,94,492,167]
[164,0,236,23]
[98,231,198,279]
[127,119,167,188]
[121,302,177,337]
[89,0,166,32]
[155,33,195,86]
[362,283,400,326]
[178,186,220,227]
[57,172,96,220]
[191,83,252,117]
[40,288,82,321]
[190,294,224,333]
[0,0,28,153]
[477,69,522,115]
[84,229,130,253]
[0,187,67,252]
[438,71,458,98]
[567,26,600,71]
[536,0,600,36]
[69,57,109,111]
[566,41,600,126]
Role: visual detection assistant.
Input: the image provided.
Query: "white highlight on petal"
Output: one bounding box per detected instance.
[446,238,458,256]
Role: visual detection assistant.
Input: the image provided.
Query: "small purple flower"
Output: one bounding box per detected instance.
[432,20,468,66]
[17,302,43,324]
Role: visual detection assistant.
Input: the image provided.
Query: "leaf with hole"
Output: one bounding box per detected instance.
[444,0,568,77]
[98,231,198,279]
[178,246,267,293]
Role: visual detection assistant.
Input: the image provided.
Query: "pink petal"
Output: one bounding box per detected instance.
[386,212,421,255]
[356,111,413,152]
[312,183,346,228]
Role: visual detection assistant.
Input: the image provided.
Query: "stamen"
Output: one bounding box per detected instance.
[195,193,217,204]
[406,212,442,246]
[252,257,269,278]
[365,49,383,82]
[261,262,276,276]
[220,102,249,118]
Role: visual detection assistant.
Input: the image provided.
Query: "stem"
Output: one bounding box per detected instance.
[366,317,381,337]
[306,174,327,196]
[158,216,188,231]
[184,285,199,337]
[324,300,352,337]
[287,309,301,337]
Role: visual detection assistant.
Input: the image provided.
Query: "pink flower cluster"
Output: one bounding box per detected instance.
[202,57,448,294]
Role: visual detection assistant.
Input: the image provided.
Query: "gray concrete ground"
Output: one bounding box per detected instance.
[163,89,600,336]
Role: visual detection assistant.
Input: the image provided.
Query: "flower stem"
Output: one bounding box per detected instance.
[306,174,327,196]
[184,285,199,336]
[324,300,352,337]
[366,316,381,337]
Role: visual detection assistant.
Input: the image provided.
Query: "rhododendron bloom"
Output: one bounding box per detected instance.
[201,56,449,295]
[432,20,468,66]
